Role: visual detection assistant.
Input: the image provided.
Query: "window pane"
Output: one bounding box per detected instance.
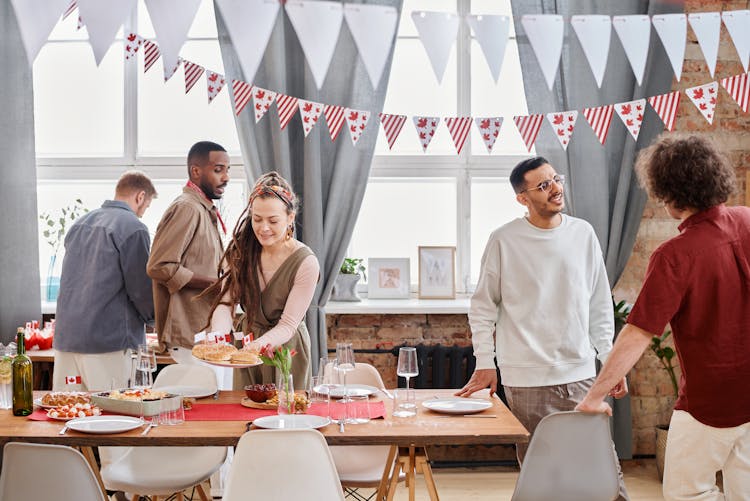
[138,0,217,39]
[137,40,240,156]
[470,178,526,284]
[349,178,456,285]
[34,42,124,157]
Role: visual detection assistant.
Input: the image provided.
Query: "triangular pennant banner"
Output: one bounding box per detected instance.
[652,13,686,82]
[163,57,182,82]
[344,3,399,89]
[10,0,71,66]
[215,0,280,85]
[413,116,440,152]
[77,14,84,30]
[378,113,407,150]
[648,91,681,131]
[686,81,718,124]
[124,33,143,60]
[344,108,370,146]
[411,11,460,83]
[583,105,615,145]
[183,60,204,94]
[474,117,503,154]
[546,111,578,150]
[721,73,750,113]
[612,16,651,86]
[444,117,473,155]
[521,15,564,90]
[688,12,721,78]
[145,0,201,82]
[252,87,277,123]
[722,10,750,73]
[206,70,226,103]
[571,15,611,88]
[231,79,253,116]
[615,99,646,141]
[63,0,77,19]
[324,105,346,141]
[298,100,324,137]
[513,115,544,152]
[144,40,160,73]
[466,14,510,83]
[276,94,299,130]
[77,0,137,65]
[285,0,344,90]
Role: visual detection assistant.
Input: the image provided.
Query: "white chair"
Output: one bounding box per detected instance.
[0,442,106,501]
[100,364,227,501]
[223,429,345,501]
[511,411,620,501]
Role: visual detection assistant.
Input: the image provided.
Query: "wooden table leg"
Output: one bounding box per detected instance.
[79,446,108,499]
[416,450,440,501]
[408,446,417,501]
[386,456,404,501]
[376,445,398,501]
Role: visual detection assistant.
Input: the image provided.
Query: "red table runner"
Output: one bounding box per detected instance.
[186,400,386,421]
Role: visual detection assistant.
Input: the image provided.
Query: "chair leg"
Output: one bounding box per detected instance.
[130,495,139,501]
[196,484,210,501]
[176,492,184,501]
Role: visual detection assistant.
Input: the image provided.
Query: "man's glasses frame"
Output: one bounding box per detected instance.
[519,174,566,194]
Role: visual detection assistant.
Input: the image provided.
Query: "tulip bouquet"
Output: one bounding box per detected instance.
[259,344,296,413]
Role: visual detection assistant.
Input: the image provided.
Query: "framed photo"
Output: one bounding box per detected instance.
[367,258,410,299]
[418,246,456,299]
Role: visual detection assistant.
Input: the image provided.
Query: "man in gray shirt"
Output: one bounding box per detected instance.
[53,171,157,391]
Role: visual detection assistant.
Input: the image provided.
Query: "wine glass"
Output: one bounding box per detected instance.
[335,343,355,403]
[396,347,418,413]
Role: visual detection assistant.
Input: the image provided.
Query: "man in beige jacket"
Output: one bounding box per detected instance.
[147,141,230,350]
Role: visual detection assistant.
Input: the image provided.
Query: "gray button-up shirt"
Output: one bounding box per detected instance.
[54,200,154,353]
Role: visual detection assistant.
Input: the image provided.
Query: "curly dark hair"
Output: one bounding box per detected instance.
[635,134,737,211]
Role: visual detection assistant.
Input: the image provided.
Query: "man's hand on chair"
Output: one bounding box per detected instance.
[455,369,497,398]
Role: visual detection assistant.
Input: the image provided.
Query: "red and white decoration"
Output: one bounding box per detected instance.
[721,73,750,113]
[183,60,204,94]
[444,117,473,155]
[546,111,578,150]
[615,99,646,141]
[63,0,77,20]
[379,113,407,150]
[686,82,718,124]
[583,105,614,145]
[324,105,346,142]
[145,0,201,83]
[344,109,370,146]
[124,33,143,61]
[65,375,82,385]
[648,91,680,131]
[252,87,277,123]
[413,116,440,152]
[474,117,503,154]
[77,0,137,65]
[242,333,254,348]
[276,94,299,130]
[206,71,226,104]
[144,40,160,73]
[513,114,544,152]
[163,57,181,82]
[231,79,253,116]
[298,99,324,137]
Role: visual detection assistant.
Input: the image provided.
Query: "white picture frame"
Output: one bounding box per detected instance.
[367,258,410,299]
[418,246,456,299]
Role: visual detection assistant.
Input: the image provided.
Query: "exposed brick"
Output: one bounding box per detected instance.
[380,314,427,327]
[336,314,382,327]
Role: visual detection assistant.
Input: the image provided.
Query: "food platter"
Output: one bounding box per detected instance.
[192,356,262,369]
[153,385,217,399]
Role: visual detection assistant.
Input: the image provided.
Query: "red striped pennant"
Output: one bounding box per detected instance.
[546,111,577,150]
[344,109,370,146]
[474,117,503,153]
[648,91,681,131]
[413,116,440,152]
[721,73,750,113]
[252,87,277,123]
[298,100,323,137]
[513,114,544,152]
[231,79,253,116]
[63,0,77,20]
[183,60,204,94]
[444,117,473,155]
[378,113,407,150]
[206,71,226,103]
[144,40,160,73]
[583,105,614,145]
[324,105,346,141]
[276,94,299,130]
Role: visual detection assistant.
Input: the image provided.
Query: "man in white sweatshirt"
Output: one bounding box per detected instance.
[457,156,628,499]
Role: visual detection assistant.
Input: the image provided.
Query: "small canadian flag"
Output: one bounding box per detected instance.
[214,333,233,344]
[65,376,82,385]
[243,333,254,348]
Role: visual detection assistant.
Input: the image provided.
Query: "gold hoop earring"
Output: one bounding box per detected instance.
[286,224,293,240]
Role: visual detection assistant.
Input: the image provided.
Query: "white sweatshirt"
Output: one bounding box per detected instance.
[470,215,614,387]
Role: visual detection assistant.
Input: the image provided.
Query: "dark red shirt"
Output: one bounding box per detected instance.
[628,205,750,428]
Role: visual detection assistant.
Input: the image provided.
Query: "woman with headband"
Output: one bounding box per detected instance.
[204,171,319,389]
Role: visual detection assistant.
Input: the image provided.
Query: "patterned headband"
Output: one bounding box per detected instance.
[249,184,294,208]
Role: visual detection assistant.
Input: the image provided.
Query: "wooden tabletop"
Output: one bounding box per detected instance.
[0,390,528,448]
[28,349,176,365]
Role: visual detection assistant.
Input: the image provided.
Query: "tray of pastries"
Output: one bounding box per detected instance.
[191,343,262,368]
[91,388,179,417]
[36,391,91,409]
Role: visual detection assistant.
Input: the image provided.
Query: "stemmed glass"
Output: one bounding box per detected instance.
[317,356,338,419]
[396,347,418,415]
[335,343,355,403]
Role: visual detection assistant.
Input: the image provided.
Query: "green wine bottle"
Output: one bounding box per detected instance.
[12,327,33,416]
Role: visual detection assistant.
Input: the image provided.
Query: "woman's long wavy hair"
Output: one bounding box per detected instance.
[202,172,298,333]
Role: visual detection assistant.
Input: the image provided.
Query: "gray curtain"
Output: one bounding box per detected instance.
[216,0,403,369]
[511,0,683,459]
[0,3,42,344]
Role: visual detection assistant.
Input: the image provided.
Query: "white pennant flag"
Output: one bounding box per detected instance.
[298,100,324,137]
[344,3,399,89]
[474,117,503,154]
[145,0,201,82]
[546,111,578,150]
[688,12,721,78]
[466,14,510,83]
[612,15,651,86]
[686,82,718,124]
[521,15,564,90]
[615,99,646,141]
[77,0,136,65]
[411,11,460,83]
[344,108,370,146]
[215,0,280,84]
[285,0,344,90]
[722,10,750,73]
[652,13,687,82]
[10,0,70,66]
[571,15,611,88]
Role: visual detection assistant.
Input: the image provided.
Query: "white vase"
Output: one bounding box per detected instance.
[330,274,361,302]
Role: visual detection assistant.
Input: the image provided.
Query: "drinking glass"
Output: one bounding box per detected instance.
[318,357,337,419]
[335,343,355,402]
[395,347,418,417]
[133,345,156,389]
[393,388,416,418]
[348,394,370,424]
[159,396,185,425]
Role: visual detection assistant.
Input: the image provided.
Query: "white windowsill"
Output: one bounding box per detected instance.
[325,296,470,314]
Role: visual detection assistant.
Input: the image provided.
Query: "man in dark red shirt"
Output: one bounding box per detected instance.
[577,134,750,500]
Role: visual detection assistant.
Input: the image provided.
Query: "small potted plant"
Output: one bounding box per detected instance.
[650,329,679,481]
[330,258,366,302]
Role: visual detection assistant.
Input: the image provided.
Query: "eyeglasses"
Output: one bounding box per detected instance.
[520,174,566,194]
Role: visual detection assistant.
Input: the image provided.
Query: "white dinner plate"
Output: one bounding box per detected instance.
[192,356,262,369]
[66,415,144,434]
[316,384,378,399]
[422,398,493,415]
[252,414,331,430]
[153,385,217,399]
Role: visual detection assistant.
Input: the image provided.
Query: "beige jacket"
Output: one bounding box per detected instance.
[147,187,223,350]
